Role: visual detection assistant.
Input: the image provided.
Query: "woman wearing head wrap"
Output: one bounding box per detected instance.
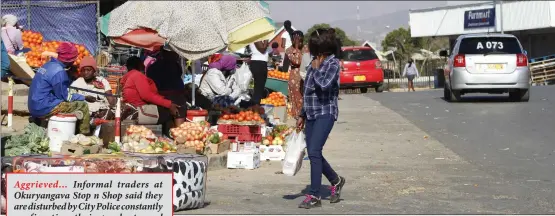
[28,42,96,134]
[71,56,116,120]
[198,54,241,107]
[285,30,306,119]
[1,14,24,54]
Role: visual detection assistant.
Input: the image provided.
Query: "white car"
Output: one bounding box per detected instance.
[440,34,530,102]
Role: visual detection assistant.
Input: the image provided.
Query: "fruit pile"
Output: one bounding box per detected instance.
[261,92,286,106]
[21,30,91,68]
[122,125,177,154]
[262,125,293,146]
[220,110,265,124]
[268,69,289,80]
[170,121,211,152]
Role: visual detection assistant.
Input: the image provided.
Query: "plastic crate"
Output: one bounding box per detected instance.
[218,124,261,134]
[224,133,263,143]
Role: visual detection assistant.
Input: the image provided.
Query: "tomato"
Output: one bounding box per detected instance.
[222,114,229,120]
[246,116,253,121]
[238,116,245,122]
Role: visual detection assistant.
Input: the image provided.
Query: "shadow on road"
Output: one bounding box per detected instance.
[282,185,333,200]
[441,95,524,103]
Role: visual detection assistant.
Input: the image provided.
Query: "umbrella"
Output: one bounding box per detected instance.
[107,0,275,61]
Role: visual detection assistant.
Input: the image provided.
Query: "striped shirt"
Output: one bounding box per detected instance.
[300,55,340,121]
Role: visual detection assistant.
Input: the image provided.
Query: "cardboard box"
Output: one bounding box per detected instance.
[259,145,285,161]
[227,151,260,170]
[208,140,230,154]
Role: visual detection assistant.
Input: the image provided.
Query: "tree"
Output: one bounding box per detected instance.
[304,23,357,47]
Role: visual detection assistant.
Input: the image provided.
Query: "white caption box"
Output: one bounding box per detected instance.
[6,173,173,216]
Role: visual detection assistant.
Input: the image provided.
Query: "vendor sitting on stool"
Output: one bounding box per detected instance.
[70,56,116,121]
[198,54,243,108]
[28,42,95,134]
[120,56,185,135]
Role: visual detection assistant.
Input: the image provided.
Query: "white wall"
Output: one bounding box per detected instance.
[410,1,553,37]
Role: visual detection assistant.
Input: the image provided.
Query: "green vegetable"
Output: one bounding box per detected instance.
[107,142,121,152]
[5,124,50,156]
[209,134,220,144]
[83,149,91,154]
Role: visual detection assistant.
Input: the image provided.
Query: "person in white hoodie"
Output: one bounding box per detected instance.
[402,59,419,92]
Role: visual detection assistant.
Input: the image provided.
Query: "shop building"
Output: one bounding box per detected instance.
[409,1,555,59]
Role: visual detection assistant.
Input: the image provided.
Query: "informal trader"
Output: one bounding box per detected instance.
[28,42,94,134]
[199,55,241,107]
[1,14,24,54]
[120,56,184,132]
[285,30,305,119]
[1,41,10,79]
[147,45,186,126]
[280,20,294,72]
[402,59,419,92]
[248,40,270,105]
[296,28,346,209]
[71,56,115,120]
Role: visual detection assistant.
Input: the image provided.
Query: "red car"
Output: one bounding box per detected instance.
[339,46,384,93]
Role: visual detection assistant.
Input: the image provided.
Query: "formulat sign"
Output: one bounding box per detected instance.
[464,8,495,29]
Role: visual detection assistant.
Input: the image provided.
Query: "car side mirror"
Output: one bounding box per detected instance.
[439,50,449,57]
[523,50,528,56]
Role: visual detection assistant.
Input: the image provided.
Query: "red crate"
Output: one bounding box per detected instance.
[218,124,260,134]
[224,133,263,143]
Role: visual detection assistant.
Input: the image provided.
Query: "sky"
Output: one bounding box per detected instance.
[268,1,449,31]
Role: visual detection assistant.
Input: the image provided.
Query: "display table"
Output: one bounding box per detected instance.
[265,78,288,96]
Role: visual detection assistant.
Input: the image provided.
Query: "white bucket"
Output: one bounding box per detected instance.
[47,114,78,152]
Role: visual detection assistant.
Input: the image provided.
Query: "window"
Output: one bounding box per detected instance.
[458,37,522,55]
[341,49,379,61]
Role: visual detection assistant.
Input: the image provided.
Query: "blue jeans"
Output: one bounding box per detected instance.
[305,114,338,197]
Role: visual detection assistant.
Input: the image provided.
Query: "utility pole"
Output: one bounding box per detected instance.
[356,6,360,39]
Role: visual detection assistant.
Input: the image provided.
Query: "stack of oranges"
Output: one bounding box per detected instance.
[268,69,289,81]
[21,30,92,68]
[261,92,286,106]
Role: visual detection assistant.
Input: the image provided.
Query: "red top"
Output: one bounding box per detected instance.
[120,70,172,108]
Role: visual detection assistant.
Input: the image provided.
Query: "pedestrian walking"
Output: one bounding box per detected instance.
[296,28,346,209]
[402,59,419,92]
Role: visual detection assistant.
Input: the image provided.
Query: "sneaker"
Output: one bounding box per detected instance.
[298,194,321,209]
[329,176,346,203]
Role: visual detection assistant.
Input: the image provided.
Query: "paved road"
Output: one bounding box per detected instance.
[368,86,555,211]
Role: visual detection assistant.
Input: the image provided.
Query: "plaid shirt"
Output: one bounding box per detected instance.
[300,55,340,121]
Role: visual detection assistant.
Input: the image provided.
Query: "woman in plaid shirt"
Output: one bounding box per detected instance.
[297,28,346,209]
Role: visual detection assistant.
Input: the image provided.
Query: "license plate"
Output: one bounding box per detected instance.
[354,75,366,82]
[481,64,504,70]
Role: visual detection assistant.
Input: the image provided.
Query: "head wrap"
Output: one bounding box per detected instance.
[2,15,18,27]
[79,56,98,72]
[208,55,237,71]
[56,42,78,63]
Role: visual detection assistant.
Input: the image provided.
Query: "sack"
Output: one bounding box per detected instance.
[282,131,306,176]
[235,63,252,92]
[137,104,159,125]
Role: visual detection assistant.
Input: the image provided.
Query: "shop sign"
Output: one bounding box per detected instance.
[464,8,496,29]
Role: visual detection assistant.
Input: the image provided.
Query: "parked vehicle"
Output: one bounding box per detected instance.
[339,46,384,93]
[440,34,530,102]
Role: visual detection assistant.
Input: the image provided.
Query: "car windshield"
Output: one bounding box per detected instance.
[458,37,522,55]
[341,49,379,61]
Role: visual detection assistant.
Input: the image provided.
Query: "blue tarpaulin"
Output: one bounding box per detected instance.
[1,0,98,54]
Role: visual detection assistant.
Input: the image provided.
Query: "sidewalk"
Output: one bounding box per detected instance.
[184,94,519,214]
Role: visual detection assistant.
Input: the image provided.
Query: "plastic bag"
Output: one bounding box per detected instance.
[282,131,306,176]
[235,63,252,92]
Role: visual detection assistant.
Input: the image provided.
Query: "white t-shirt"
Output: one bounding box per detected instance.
[249,43,269,62]
[281,32,292,50]
[70,76,112,113]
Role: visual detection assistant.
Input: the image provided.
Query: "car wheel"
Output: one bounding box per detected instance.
[449,89,461,102]
[443,85,451,101]
[374,85,384,93]
[360,88,368,94]
[509,89,530,102]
